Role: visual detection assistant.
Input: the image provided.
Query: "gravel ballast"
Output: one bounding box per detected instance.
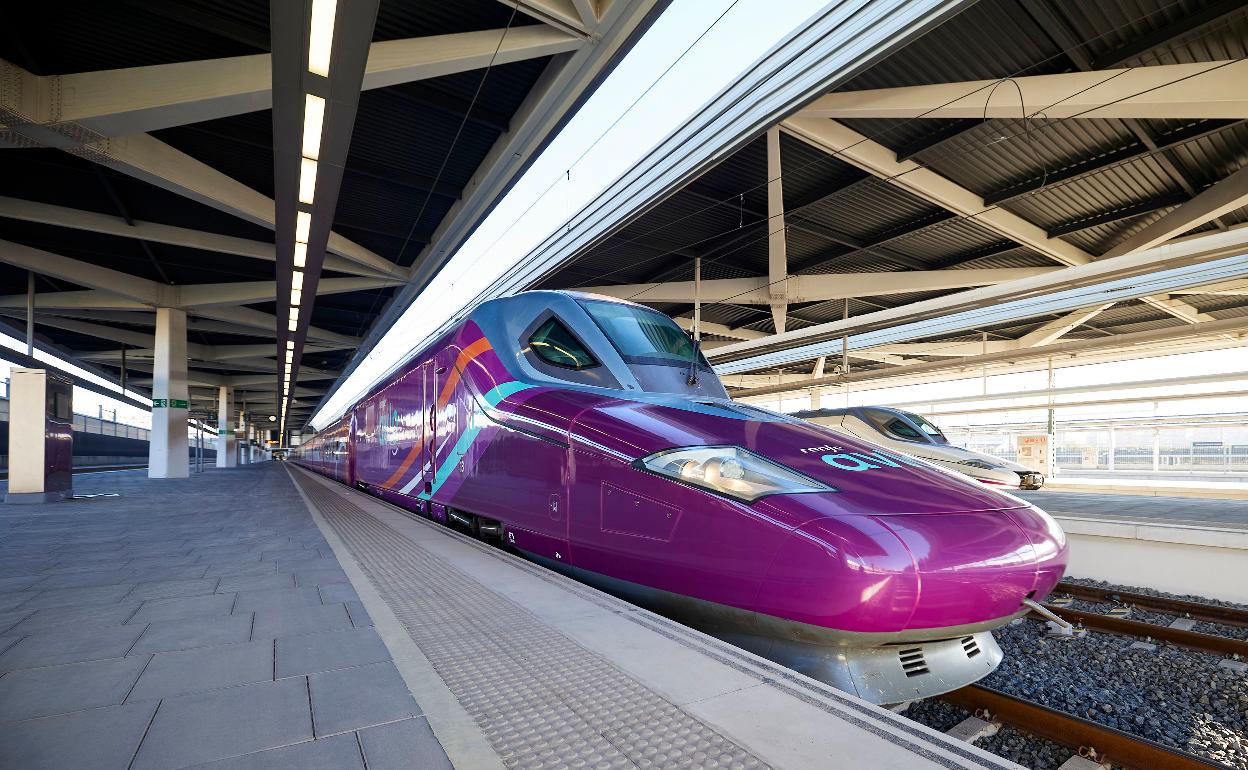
[899,576,1248,769]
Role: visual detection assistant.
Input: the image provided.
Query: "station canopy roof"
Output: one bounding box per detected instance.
[0,0,660,424]
[535,0,1248,388]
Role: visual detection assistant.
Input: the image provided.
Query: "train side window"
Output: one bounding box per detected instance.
[529,318,598,370]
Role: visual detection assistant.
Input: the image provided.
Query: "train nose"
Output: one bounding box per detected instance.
[756,515,920,634]
[871,506,1066,629]
[756,504,1068,634]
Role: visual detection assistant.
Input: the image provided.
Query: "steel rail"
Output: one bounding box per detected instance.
[1055,581,1248,629]
[1038,606,1248,658]
[940,684,1226,770]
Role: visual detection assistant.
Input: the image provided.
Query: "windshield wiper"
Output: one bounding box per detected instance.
[685,335,701,386]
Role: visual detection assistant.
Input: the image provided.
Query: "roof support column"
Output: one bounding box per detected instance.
[216,386,237,468]
[809,356,826,410]
[25,271,34,356]
[148,307,189,479]
[766,126,788,334]
[238,408,250,465]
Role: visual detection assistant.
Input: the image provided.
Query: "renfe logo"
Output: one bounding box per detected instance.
[800,444,842,454]
[821,449,927,472]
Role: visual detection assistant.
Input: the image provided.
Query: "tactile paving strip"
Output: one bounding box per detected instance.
[293,473,769,770]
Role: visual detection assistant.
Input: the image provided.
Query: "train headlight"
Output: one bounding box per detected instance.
[637,445,835,503]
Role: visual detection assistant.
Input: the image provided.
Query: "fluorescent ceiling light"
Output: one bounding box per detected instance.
[298,158,317,205]
[291,289,302,307]
[308,0,336,77]
[294,242,307,268]
[289,307,299,322]
[288,318,298,332]
[302,94,325,160]
[287,340,295,350]
[295,211,311,242]
[292,271,304,291]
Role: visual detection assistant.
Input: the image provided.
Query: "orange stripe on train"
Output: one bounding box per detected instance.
[380,336,494,490]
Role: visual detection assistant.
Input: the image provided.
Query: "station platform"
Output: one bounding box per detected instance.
[0,464,1018,770]
[1016,488,1248,528]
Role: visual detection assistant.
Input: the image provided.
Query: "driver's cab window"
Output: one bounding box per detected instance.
[885,418,924,441]
[864,408,924,443]
[529,318,598,370]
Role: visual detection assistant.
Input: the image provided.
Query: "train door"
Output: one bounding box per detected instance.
[420,360,436,500]
[347,411,358,487]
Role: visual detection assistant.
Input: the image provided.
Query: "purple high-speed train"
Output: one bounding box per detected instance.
[293,290,1067,704]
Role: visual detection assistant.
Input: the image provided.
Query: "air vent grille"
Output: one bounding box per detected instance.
[898,647,929,677]
[962,635,980,658]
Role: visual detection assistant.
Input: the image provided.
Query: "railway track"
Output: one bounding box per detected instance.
[940,685,1228,770]
[1039,583,1248,658]
[1054,582,1248,628]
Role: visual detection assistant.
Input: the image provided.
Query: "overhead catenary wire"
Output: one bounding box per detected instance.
[353,2,524,337]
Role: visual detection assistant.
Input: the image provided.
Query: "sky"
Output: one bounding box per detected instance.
[310,0,830,429]
[0,331,153,428]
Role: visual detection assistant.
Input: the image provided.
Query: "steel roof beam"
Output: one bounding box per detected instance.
[672,316,765,341]
[1088,0,1247,71]
[0,196,385,277]
[0,291,148,310]
[790,209,956,274]
[1018,2,1233,234]
[793,60,1248,121]
[82,341,352,364]
[1046,192,1189,238]
[766,126,788,332]
[729,315,1248,398]
[1016,303,1114,347]
[1105,166,1248,257]
[0,27,581,143]
[0,239,399,308]
[982,120,1240,207]
[0,312,154,347]
[65,133,401,278]
[781,117,1094,266]
[178,277,401,308]
[707,225,1248,368]
[0,238,166,305]
[19,308,364,345]
[575,267,1057,304]
[503,0,592,37]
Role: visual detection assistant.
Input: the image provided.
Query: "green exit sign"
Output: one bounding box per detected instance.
[152,399,189,409]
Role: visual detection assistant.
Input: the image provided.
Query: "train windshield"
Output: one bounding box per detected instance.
[580,299,707,368]
[899,410,949,444]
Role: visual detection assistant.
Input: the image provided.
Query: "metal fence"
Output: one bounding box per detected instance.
[0,396,151,442]
[950,422,1248,476]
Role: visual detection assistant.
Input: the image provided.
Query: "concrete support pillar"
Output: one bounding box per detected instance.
[216,387,237,468]
[1153,428,1162,472]
[1108,426,1116,471]
[236,409,247,465]
[235,411,245,464]
[149,308,190,479]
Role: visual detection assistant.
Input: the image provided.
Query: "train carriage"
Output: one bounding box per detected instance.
[294,290,1068,704]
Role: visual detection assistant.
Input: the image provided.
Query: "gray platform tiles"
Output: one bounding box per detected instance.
[290,466,1019,770]
[0,464,450,770]
[1016,489,1248,528]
